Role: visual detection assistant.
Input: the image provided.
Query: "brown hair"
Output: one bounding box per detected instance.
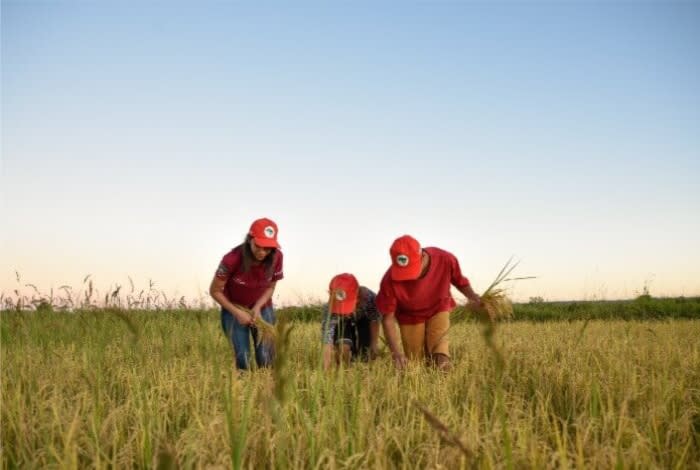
[239,234,277,278]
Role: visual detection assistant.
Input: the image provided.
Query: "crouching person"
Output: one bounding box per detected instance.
[321,273,381,370]
[376,235,482,371]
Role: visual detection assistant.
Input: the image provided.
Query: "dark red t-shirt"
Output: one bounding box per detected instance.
[215,245,284,309]
[375,247,470,324]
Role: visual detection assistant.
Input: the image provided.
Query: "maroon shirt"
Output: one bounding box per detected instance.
[375,247,470,325]
[215,245,284,309]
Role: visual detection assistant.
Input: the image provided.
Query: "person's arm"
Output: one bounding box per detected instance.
[251,252,284,323]
[369,320,380,359]
[209,276,253,326]
[321,306,337,371]
[375,279,406,369]
[450,253,482,306]
[251,282,277,323]
[457,283,482,305]
[322,344,334,370]
[381,314,407,369]
[361,289,381,359]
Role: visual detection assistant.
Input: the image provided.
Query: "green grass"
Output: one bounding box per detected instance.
[2,310,699,468]
[278,296,700,322]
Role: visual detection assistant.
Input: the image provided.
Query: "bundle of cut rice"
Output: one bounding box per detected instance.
[476,287,514,322]
[232,303,277,346]
[469,257,532,323]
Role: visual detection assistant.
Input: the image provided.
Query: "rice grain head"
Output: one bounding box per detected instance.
[469,257,532,323]
[478,289,513,322]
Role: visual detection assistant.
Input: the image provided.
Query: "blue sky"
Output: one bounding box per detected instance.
[2,1,699,305]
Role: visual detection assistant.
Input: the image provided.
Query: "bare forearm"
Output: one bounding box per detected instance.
[458,283,480,302]
[210,290,248,318]
[381,314,408,369]
[369,321,380,351]
[209,277,250,320]
[322,344,333,370]
[381,315,403,356]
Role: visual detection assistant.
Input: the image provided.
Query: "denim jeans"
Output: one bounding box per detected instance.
[221,306,276,370]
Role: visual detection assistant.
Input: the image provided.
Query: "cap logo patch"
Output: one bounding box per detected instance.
[396,254,410,267]
[264,226,275,238]
[334,289,347,301]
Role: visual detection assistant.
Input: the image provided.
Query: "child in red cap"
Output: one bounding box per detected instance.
[376,235,482,370]
[210,218,283,370]
[321,273,381,370]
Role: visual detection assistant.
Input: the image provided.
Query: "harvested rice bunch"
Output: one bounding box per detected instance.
[232,303,277,346]
[476,288,513,322]
[468,257,531,323]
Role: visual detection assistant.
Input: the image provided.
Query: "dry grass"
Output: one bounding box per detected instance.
[2,311,699,469]
[1,272,215,312]
[232,303,277,347]
[469,258,533,322]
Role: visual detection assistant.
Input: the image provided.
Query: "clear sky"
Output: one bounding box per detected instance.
[2,0,699,306]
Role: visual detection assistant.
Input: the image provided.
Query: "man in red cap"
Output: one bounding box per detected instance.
[321,273,381,370]
[210,217,283,370]
[376,235,482,370]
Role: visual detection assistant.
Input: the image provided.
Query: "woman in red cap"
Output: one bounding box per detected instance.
[209,218,283,370]
[376,235,482,370]
[321,273,381,370]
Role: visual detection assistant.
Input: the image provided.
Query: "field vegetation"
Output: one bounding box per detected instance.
[2,277,699,468]
[2,292,699,468]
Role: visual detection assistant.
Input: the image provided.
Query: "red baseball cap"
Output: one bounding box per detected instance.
[390,235,422,281]
[248,218,280,248]
[328,273,359,315]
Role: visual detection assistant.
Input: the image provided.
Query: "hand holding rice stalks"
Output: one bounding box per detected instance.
[232,303,277,346]
[469,257,534,323]
[473,290,513,323]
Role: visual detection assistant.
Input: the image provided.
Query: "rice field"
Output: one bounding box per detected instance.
[2,310,699,469]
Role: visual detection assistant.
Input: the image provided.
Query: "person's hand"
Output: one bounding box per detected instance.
[250,306,262,326]
[468,295,494,322]
[392,352,408,370]
[468,293,483,308]
[234,309,254,326]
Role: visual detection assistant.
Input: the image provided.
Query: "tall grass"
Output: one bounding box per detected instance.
[2,310,699,468]
[3,273,698,322]
[1,273,214,312]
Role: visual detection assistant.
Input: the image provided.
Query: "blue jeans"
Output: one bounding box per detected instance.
[221,306,276,370]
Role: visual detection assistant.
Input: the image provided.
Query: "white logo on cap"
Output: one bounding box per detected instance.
[264,226,275,238]
[334,289,347,301]
[396,254,410,267]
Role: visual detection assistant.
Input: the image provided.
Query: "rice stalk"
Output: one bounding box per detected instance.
[470,257,535,322]
[413,400,475,459]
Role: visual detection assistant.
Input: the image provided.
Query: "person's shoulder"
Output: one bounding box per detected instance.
[377,269,396,295]
[379,267,393,284]
[360,286,377,297]
[360,288,379,316]
[426,246,455,259]
[222,245,243,263]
